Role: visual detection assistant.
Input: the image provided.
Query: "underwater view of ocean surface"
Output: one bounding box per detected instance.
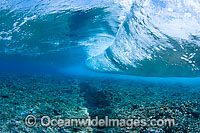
[0,0,200,132]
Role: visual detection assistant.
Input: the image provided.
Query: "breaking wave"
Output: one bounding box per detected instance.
[1,0,200,77]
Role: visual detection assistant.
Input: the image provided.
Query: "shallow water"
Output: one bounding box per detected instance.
[0,73,199,132]
[0,0,200,132]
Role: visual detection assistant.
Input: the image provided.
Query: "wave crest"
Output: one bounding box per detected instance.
[87,0,200,77]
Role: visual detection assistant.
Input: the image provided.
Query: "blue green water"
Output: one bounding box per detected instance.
[0,0,200,132]
[1,0,200,76]
[1,0,200,78]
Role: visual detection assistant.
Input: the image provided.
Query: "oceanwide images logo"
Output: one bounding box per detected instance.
[24,115,175,129]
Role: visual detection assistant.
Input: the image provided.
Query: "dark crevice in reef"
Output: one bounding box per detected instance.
[79,82,112,119]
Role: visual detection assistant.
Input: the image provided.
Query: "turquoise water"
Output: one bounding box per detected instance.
[1,0,200,77]
[0,0,200,132]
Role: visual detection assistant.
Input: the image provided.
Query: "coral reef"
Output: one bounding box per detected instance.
[0,74,199,132]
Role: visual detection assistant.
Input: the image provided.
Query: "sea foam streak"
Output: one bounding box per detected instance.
[86,0,200,77]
